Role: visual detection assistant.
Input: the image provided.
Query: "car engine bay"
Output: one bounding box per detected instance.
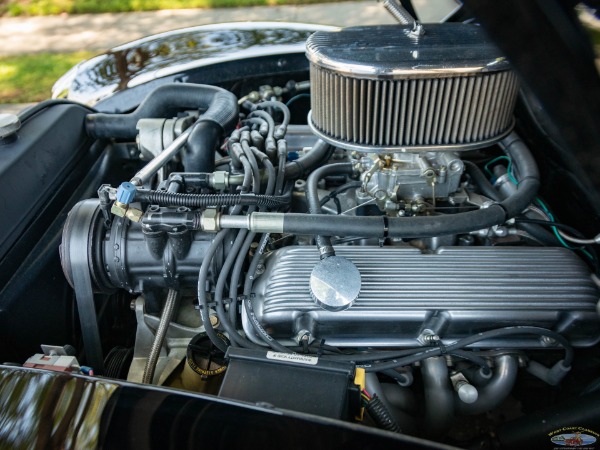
[2,7,600,448]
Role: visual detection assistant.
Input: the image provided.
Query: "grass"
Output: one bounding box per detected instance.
[0,51,95,103]
[0,6,597,104]
[0,0,342,16]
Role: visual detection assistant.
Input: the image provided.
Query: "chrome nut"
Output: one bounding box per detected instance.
[201,208,220,232]
[111,201,128,217]
[211,171,228,190]
[125,207,143,222]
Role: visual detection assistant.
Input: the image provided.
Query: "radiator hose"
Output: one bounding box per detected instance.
[85,83,239,173]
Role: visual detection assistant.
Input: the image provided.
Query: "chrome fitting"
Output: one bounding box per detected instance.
[249,213,284,233]
[419,333,441,345]
[210,171,229,190]
[201,208,221,232]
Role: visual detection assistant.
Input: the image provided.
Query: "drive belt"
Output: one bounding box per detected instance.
[68,199,105,374]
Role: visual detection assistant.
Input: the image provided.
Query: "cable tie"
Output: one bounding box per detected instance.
[437,340,448,356]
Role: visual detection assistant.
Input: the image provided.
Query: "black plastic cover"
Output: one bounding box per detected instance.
[0,104,92,260]
[219,347,359,419]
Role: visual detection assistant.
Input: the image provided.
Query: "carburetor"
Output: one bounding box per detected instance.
[353,152,464,214]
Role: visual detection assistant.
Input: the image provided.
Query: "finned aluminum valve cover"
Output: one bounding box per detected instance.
[306,24,519,152]
[245,246,600,348]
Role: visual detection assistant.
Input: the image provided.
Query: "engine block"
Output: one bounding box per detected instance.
[245,246,600,348]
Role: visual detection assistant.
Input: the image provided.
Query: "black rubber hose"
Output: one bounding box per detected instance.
[278,207,507,239]
[515,221,560,246]
[248,110,276,157]
[305,162,354,258]
[227,128,245,170]
[463,160,554,245]
[365,394,401,433]
[227,145,275,332]
[450,350,491,371]
[183,121,222,173]
[242,117,269,137]
[240,142,261,195]
[319,181,363,208]
[135,190,288,208]
[237,155,253,194]
[464,157,550,245]
[284,139,333,179]
[238,152,290,351]
[242,234,292,353]
[197,229,229,352]
[213,228,261,349]
[86,83,238,140]
[249,147,276,204]
[215,158,254,328]
[514,218,587,235]
[253,101,290,139]
[248,110,275,135]
[499,132,541,217]
[387,206,508,237]
[228,231,256,325]
[281,213,385,237]
[464,161,502,202]
[275,140,287,196]
[250,130,265,150]
[226,167,251,220]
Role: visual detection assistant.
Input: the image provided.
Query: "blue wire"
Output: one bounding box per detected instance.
[534,198,583,250]
[484,156,516,184]
[485,156,593,260]
[285,93,310,107]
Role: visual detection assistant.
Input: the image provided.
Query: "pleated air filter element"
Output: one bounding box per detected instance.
[306,24,519,153]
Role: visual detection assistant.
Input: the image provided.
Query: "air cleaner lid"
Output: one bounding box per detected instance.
[306,23,510,79]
